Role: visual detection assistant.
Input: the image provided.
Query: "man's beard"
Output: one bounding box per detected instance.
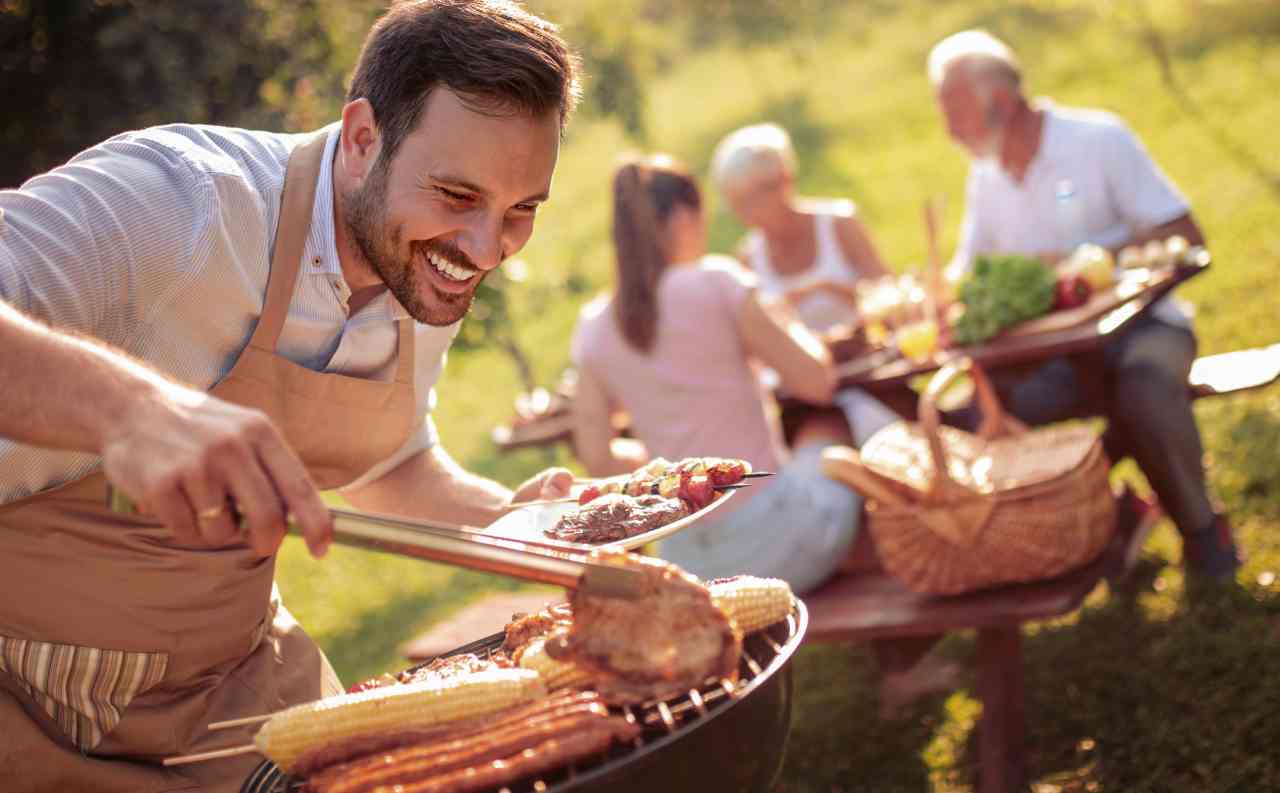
[969,102,1007,167]
[969,126,1005,166]
[341,161,484,326]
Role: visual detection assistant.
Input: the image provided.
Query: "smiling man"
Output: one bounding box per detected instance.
[0,2,579,790]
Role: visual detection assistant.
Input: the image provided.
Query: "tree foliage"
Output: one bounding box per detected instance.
[7,0,1263,357]
[1,0,305,187]
[0,0,861,187]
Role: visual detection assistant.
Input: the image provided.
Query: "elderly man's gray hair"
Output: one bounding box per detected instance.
[927,30,1022,95]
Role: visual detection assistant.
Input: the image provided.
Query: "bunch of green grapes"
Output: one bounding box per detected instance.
[951,254,1056,345]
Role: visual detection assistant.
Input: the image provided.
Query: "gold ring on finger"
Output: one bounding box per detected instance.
[196,506,225,522]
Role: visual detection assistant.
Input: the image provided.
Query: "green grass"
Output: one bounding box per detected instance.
[276,1,1280,790]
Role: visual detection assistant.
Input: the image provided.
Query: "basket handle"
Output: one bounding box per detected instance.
[918,358,1015,499]
[819,446,916,508]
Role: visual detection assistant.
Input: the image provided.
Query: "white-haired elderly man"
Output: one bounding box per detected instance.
[928,29,1240,584]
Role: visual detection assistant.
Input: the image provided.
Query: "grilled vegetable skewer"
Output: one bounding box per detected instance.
[577,456,756,511]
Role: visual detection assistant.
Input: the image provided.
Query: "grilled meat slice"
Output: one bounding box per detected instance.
[501,602,572,657]
[548,551,741,703]
[347,653,511,694]
[546,493,691,544]
[398,653,508,686]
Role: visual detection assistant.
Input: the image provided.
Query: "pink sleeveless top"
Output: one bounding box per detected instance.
[571,255,788,505]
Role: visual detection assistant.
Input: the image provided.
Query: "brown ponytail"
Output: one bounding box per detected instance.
[611,155,701,352]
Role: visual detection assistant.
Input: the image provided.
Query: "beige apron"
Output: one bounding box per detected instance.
[0,132,418,792]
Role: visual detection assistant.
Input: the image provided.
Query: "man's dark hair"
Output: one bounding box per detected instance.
[347,0,582,164]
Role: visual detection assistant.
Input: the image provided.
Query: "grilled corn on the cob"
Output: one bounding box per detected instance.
[518,637,595,691]
[254,667,545,773]
[709,576,794,634]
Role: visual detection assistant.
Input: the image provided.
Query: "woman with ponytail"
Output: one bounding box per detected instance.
[569,155,893,595]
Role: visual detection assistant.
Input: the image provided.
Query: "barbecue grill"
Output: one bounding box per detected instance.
[241,600,808,793]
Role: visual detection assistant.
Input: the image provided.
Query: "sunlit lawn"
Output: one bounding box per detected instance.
[278,2,1280,790]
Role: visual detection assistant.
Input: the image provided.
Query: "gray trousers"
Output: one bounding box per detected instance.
[964,317,1215,537]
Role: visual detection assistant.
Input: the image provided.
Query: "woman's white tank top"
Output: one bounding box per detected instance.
[745,201,861,332]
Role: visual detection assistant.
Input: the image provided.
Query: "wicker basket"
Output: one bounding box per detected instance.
[821,359,1116,595]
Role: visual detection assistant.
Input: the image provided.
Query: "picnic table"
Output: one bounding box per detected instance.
[780,252,1211,424]
[846,255,1206,388]
[494,254,1243,451]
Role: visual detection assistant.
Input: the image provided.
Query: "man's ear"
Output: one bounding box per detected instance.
[339,98,383,184]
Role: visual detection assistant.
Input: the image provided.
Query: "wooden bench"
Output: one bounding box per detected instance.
[801,518,1142,793]
[1188,343,1280,399]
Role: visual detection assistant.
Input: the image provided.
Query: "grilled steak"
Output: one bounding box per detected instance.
[548,551,741,703]
[501,602,572,658]
[545,493,691,544]
[399,653,508,686]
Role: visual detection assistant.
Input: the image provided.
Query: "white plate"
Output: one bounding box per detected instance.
[482,489,736,551]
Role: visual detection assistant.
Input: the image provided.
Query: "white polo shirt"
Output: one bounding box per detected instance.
[949,101,1191,327]
[0,124,460,504]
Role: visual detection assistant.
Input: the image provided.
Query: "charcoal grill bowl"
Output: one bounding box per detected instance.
[242,600,807,793]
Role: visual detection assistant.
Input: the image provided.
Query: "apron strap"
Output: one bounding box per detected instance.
[249,131,330,351]
[394,319,415,386]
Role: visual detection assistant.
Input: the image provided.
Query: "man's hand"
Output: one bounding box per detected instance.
[100,384,333,558]
[0,300,332,557]
[510,467,574,505]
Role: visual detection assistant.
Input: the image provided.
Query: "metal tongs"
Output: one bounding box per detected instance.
[106,488,644,599]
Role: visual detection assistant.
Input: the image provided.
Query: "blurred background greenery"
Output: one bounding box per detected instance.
[4,1,1280,790]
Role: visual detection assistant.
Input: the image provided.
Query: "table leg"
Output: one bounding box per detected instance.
[976,626,1027,793]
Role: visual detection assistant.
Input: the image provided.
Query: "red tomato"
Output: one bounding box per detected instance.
[680,475,715,510]
[1054,274,1092,310]
[578,484,602,506]
[706,459,747,486]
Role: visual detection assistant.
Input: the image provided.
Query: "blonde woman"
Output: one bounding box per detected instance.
[712,122,890,333]
[712,123,899,445]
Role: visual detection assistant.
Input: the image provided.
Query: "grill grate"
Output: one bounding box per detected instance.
[242,602,807,793]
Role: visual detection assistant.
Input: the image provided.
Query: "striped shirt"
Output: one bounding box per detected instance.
[0,124,460,505]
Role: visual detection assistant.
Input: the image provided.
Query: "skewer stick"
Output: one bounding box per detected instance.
[575,472,773,481]
[207,713,273,731]
[570,471,774,484]
[164,744,259,766]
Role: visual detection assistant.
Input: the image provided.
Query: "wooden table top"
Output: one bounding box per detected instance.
[830,255,1209,395]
